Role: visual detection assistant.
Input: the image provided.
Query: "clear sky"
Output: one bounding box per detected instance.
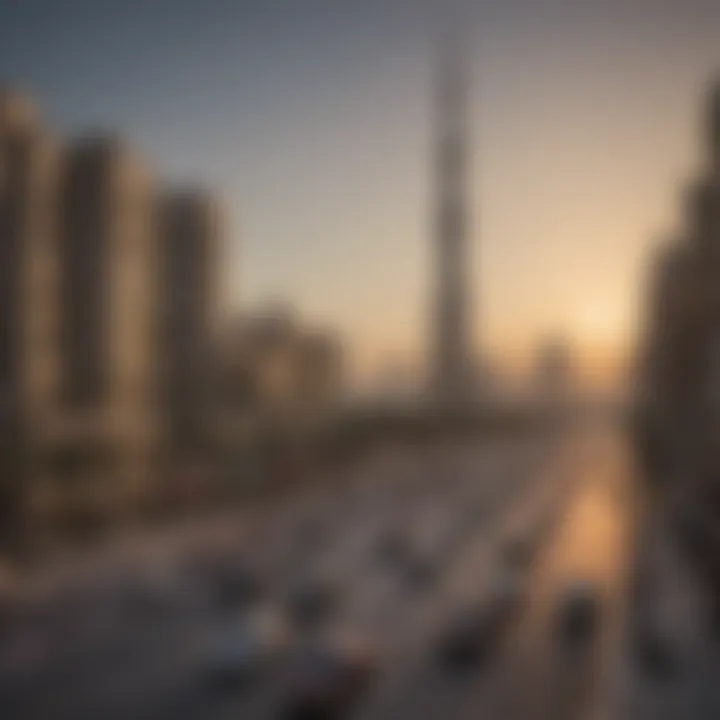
[2,0,719,387]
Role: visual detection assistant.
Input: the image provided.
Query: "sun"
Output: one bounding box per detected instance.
[571,298,631,355]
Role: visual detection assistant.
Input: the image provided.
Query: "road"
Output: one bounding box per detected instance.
[0,422,635,720]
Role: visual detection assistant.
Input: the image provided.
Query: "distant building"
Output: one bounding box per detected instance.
[535,338,572,389]
[293,329,344,418]
[373,359,423,404]
[220,306,343,434]
[158,190,222,457]
[534,337,573,411]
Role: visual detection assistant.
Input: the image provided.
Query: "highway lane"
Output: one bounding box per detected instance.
[352,445,575,720]
[494,427,633,720]
[150,436,557,720]
[0,428,626,720]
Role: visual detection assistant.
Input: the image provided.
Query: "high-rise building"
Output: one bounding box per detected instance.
[52,134,159,506]
[0,93,58,425]
[0,89,236,532]
[430,41,474,402]
[159,190,222,456]
[637,79,720,483]
[0,91,58,538]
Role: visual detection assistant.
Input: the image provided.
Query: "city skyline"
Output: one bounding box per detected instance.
[4,0,720,389]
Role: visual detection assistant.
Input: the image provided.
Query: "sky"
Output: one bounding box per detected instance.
[2,0,720,388]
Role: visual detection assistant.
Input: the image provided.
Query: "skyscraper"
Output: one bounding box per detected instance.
[0,91,58,539]
[0,93,58,427]
[0,88,233,531]
[159,190,222,457]
[54,134,159,506]
[636,79,720,483]
[430,40,474,402]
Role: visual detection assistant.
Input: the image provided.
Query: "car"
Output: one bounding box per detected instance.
[403,550,441,590]
[117,564,190,619]
[202,608,290,689]
[212,562,265,611]
[287,579,340,629]
[437,574,524,671]
[631,623,679,680]
[405,556,438,589]
[282,636,377,719]
[437,605,493,669]
[372,530,411,567]
[556,580,601,643]
[183,550,265,612]
[673,503,715,565]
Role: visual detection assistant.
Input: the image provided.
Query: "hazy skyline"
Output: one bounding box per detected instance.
[3,0,720,388]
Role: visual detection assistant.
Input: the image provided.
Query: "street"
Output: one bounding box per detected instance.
[0,423,635,720]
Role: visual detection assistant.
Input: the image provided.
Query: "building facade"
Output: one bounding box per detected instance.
[0,92,59,540]
[45,135,160,515]
[637,81,720,487]
[159,190,222,458]
[0,88,231,537]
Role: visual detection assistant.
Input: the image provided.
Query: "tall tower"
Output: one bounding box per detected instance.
[430,39,473,402]
[708,79,720,178]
